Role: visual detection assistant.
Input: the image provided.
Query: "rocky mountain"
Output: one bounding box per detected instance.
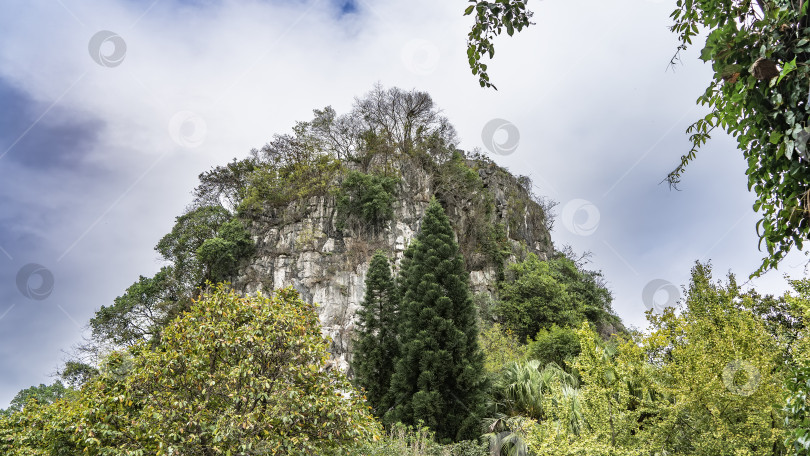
[87,86,557,374]
[233,151,553,372]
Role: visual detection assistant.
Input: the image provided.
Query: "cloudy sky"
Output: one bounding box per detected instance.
[0,0,806,406]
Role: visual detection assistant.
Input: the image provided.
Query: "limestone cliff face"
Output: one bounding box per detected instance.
[233,154,553,372]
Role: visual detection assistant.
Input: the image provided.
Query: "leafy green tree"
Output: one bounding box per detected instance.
[193,157,258,210]
[58,361,99,389]
[528,325,581,373]
[386,198,488,441]
[785,363,810,455]
[640,263,787,454]
[496,253,622,343]
[153,206,251,287]
[781,278,810,454]
[196,218,254,283]
[155,205,234,287]
[353,251,400,416]
[3,285,381,455]
[337,171,399,232]
[519,264,792,455]
[546,253,623,336]
[573,324,643,450]
[496,253,577,342]
[478,323,527,374]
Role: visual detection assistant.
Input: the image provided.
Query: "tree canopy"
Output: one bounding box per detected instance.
[2,285,380,455]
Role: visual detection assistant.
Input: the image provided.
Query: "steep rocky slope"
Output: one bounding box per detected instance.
[233,152,553,371]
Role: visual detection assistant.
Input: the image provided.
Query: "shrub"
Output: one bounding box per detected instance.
[336,170,399,232]
[528,325,581,373]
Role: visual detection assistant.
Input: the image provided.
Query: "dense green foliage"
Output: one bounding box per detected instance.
[478,323,527,374]
[386,199,489,442]
[352,251,400,416]
[786,364,810,455]
[495,253,622,343]
[501,264,805,455]
[337,171,399,232]
[497,253,575,341]
[1,286,380,455]
[784,278,810,454]
[343,423,489,455]
[196,218,254,283]
[58,361,99,389]
[527,325,581,373]
[89,266,185,346]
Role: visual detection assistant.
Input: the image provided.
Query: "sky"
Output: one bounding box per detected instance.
[0,0,807,407]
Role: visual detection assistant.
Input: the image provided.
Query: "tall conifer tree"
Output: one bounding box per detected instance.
[385,198,488,441]
[352,250,399,416]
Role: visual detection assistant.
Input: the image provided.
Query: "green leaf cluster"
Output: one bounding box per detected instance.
[495,253,621,342]
[336,171,399,232]
[464,0,534,89]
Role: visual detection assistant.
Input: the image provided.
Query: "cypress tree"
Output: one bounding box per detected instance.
[352,250,399,416]
[385,198,488,441]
